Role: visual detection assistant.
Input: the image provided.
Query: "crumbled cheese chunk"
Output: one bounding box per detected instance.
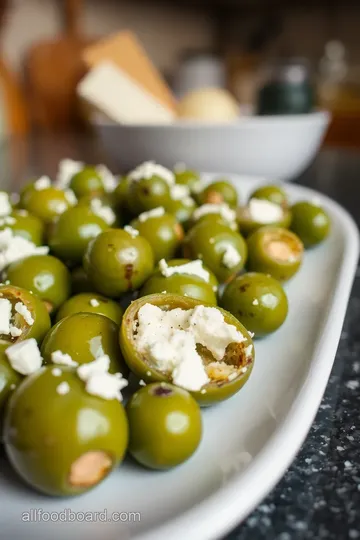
[128,161,175,186]
[77,355,111,381]
[77,355,127,401]
[124,225,139,238]
[183,196,195,207]
[51,350,78,367]
[34,176,51,191]
[0,228,49,271]
[55,158,84,189]
[139,379,146,386]
[244,344,253,359]
[96,164,118,192]
[0,192,12,217]
[228,372,238,381]
[3,216,16,225]
[57,381,70,395]
[121,247,137,263]
[90,198,116,225]
[252,299,259,306]
[64,189,78,206]
[15,209,28,217]
[90,298,100,307]
[9,325,22,337]
[6,338,42,375]
[135,303,245,391]
[170,184,190,200]
[193,203,236,225]
[53,201,68,215]
[222,245,241,269]
[159,258,210,282]
[191,180,205,194]
[0,298,12,334]
[52,367,62,376]
[138,207,165,223]
[15,302,34,326]
[248,198,283,224]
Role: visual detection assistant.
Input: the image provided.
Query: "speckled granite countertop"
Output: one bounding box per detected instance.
[228,148,360,540]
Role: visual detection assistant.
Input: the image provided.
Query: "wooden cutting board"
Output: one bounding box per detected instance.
[23,0,93,132]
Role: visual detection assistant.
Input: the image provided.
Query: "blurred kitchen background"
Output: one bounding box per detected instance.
[1,0,360,152]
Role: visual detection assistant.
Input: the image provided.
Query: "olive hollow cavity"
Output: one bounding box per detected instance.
[132,304,251,385]
[0,287,29,343]
[263,231,302,262]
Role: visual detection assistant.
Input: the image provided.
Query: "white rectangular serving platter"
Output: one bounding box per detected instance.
[0,175,359,540]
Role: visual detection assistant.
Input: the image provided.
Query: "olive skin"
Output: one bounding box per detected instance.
[0,210,45,246]
[199,180,238,207]
[48,206,108,265]
[3,366,128,496]
[69,166,105,198]
[184,221,247,283]
[22,187,72,225]
[237,206,292,237]
[290,201,330,248]
[0,344,21,427]
[71,266,94,294]
[0,285,51,344]
[120,294,254,406]
[191,212,238,232]
[165,196,197,229]
[249,185,288,208]
[83,229,154,298]
[140,258,218,304]
[130,213,184,264]
[220,272,288,337]
[128,176,171,215]
[174,169,201,193]
[246,227,304,281]
[4,255,72,314]
[56,293,124,325]
[41,313,128,376]
[126,382,202,470]
[113,176,129,210]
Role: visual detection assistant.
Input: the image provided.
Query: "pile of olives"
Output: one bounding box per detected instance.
[0,161,330,497]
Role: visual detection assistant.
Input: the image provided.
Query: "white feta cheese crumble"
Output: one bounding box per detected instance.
[193,203,236,225]
[135,303,245,391]
[138,207,165,223]
[51,350,78,367]
[128,161,175,186]
[53,201,68,215]
[15,302,34,326]
[170,184,190,200]
[64,189,78,206]
[6,339,42,375]
[52,367,62,376]
[158,258,210,282]
[4,216,16,225]
[55,158,84,189]
[0,228,49,271]
[77,355,111,381]
[124,225,139,238]
[90,198,116,225]
[139,379,146,386]
[183,196,195,207]
[252,299,259,306]
[248,198,283,224]
[34,176,51,191]
[0,298,12,334]
[90,298,100,307]
[77,355,128,401]
[9,325,22,337]
[96,164,117,192]
[122,247,137,263]
[222,245,241,269]
[0,192,12,217]
[57,381,70,395]
[15,209,28,217]
[192,179,205,194]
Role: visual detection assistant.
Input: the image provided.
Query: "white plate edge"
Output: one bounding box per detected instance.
[135,186,360,540]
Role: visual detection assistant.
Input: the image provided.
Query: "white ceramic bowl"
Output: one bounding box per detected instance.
[93,111,330,181]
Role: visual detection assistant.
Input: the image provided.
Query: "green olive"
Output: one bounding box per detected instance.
[3,366,128,496]
[41,312,128,376]
[249,185,289,208]
[237,201,292,236]
[184,221,247,283]
[191,212,238,232]
[126,382,202,469]
[128,176,171,215]
[22,187,72,225]
[221,272,288,337]
[246,227,304,281]
[0,285,51,345]
[290,201,330,248]
[69,166,105,198]
[164,196,197,230]
[48,206,109,265]
[199,180,238,207]
[56,293,124,325]
[0,210,45,246]
[113,176,129,210]
[130,212,184,264]
[140,258,218,304]
[174,169,201,194]
[0,343,21,428]
[4,255,71,314]
[120,293,254,406]
[83,229,154,297]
